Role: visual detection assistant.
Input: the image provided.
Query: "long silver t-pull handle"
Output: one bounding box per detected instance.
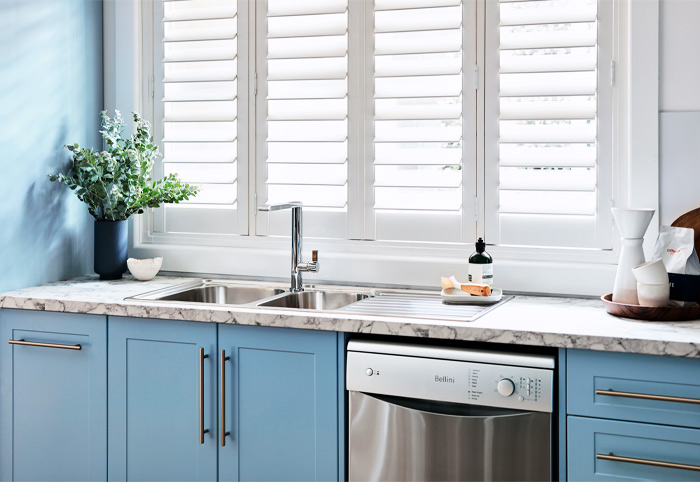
[9,339,81,350]
[597,453,700,472]
[220,349,231,446]
[596,389,700,405]
[200,348,210,444]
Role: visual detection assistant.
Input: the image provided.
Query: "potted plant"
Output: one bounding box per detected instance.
[50,111,198,280]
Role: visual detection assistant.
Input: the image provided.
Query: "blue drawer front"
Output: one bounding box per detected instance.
[568,349,700,428]
[568,416,700,481]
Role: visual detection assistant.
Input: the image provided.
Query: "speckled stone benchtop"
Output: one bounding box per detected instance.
[2,276,700,358]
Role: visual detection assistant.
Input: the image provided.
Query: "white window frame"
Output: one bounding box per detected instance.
[107,0,659,296]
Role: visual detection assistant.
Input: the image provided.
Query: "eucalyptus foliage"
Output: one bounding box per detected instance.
[50,111,198,221]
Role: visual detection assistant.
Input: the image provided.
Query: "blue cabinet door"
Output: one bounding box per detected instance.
[218,325,343,482]
[0,309,107,481]
[108,317,217,481]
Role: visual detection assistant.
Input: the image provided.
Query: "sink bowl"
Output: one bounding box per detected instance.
[130,280,286,305]
[257,291,370,311]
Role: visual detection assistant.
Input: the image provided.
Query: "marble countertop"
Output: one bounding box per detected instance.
[1,275,700,358]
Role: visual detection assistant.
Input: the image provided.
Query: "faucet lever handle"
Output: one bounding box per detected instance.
[312,250,318,262]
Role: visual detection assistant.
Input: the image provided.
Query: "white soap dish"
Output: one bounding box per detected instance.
[441,287,503,305]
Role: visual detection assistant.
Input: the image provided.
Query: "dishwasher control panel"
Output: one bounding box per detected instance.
[347,348,554,413]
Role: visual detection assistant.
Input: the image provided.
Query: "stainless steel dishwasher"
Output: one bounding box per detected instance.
[347,340,554,481]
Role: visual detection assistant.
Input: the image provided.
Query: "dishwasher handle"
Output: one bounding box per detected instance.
[352,391,533,418]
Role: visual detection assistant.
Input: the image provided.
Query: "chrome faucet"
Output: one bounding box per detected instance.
[258,201,319,292]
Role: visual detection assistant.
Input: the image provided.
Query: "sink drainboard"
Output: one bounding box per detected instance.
[337,293,509,322]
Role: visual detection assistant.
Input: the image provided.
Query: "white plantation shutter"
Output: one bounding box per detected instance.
[370,0,474,243]
[152,0,247,236]
[484,0,612,248]
[256,0,349,238]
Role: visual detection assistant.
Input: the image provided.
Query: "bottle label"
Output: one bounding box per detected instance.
[468,264,494,287]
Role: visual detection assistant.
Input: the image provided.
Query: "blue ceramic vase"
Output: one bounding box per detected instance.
[94,220,128,280]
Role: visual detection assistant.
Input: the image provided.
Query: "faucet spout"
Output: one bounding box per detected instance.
[258,201,318,292]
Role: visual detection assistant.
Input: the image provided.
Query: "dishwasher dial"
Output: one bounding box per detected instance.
[365,368,374,376]
[497,378,515,397]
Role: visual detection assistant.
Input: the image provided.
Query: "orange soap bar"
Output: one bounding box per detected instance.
[460,284,491,297]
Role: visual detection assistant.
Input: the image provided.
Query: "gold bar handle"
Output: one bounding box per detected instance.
[199,348,209,444]
[596,389,700,405]
[597,453,700,472]
[220,350,231,447]
[9,339,81,350]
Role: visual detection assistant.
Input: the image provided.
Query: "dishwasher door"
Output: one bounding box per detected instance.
[349,391,551,482]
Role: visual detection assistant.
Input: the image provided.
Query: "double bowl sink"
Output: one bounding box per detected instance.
[128,279,505,322]
[128,279,372,312]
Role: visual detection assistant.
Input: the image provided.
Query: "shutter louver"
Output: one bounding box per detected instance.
[372,0,466,243]
[259,0,349,238]
[488,0,611,248]
[156,0,243,235]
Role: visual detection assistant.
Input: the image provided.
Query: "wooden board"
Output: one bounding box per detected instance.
[671,206,700,255]
[601,293,700,321]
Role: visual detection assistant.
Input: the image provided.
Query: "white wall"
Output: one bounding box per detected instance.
[659,0,700,225]
[660,0,700,112]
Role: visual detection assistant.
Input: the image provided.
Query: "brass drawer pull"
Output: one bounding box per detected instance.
[597,453,700,472]
[8,339,81,350]
[220,350,231,447]
[596,389,700,405]
[199,348,210,444]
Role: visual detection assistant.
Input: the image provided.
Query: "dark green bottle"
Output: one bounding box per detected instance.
[468,238,493,287]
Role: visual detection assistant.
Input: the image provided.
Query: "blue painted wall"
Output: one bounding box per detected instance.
[0,0,103,292]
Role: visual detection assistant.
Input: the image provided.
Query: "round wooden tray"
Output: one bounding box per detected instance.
[601,293,700,321]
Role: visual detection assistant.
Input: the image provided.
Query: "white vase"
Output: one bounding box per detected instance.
[611,208,655,304]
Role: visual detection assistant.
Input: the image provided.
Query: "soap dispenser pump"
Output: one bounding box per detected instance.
[468,238,493,287]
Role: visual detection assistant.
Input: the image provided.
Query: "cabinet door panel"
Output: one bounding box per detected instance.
[568,415,700,480]
[0,309,107,482]
[108,317,217,481]
[219,325,340,482]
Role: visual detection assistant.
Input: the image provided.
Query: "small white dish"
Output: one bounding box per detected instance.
[637,282,670,307]
[633,258,669,285]
[441,287,503,305]
[127,257,163,281]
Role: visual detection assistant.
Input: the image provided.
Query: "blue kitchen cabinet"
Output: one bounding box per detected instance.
[108,316,217,481]
[566,349,700,480]
[218,324,344,482]
[0,309,107,481]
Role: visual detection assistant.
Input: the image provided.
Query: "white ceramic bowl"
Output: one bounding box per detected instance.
[127,257,163,281]
[637,282,670,307]
[633,258,669,285]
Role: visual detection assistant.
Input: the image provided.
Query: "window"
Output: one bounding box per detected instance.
[255,0,350,239]
[147,0,249,240]
[370,0,472,243]
[484,0,613,249]
[131,0,659,294]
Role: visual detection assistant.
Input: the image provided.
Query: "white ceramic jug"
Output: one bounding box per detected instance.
[612,208,655,304]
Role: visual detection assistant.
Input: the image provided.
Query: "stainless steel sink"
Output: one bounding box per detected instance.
[159,285,285,305]
[256,291,370,311]
[127,280,287,305]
